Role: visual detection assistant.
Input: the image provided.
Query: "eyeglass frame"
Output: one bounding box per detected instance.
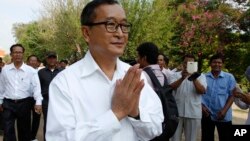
[84,21,132,33]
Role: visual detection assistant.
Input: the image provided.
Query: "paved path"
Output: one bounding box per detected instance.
[0,104,248,141]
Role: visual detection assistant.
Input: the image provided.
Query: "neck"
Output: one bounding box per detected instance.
[14,61,23,69]
[47,65,56,70]
[90,50,117,80]
[160,66,163,71]
[212,71,220,78]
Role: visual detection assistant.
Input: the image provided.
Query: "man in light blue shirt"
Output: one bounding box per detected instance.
[202,54,236,141]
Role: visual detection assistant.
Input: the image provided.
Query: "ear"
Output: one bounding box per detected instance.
[81,26,90,43]
[142,56,147,62]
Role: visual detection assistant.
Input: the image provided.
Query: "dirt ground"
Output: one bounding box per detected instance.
[0,103,248,141]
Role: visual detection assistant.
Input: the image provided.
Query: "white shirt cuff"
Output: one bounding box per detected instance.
[35,100,42,105]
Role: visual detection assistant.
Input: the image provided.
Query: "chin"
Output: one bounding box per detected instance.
[112,48,125,56]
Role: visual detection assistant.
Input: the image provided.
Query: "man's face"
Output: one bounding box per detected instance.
[10,46,24,64]
[157,55,165,68]
[60,62,67,69]
[0,60,4,68]
[210,58,223,72]
[27,56,39,69]
[82,4,128,58]
[46,56,57,67]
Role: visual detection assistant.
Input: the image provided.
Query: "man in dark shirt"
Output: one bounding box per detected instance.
[38,51,62,141]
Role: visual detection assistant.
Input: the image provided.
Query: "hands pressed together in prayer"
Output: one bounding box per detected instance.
[111,64,145,120]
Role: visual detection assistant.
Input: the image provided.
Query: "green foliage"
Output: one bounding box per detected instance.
[12,0,250,83]
[120,0,175,60]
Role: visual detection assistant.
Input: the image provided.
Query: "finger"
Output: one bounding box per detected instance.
[113,79,122,96]
[127,69,142,94]
[133,79,145,96]
[122,64,140,89]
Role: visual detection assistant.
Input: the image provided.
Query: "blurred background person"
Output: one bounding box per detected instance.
[27,55,41,141]
[38,51,62,141]
[59,59,68,69]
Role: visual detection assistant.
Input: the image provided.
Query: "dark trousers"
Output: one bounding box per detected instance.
[31,100,41,140]
[0,112,3,130]
[3,98,33,141]
[42,99,48,141]
[201,115,232,141]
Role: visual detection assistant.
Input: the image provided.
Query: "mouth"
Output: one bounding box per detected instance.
[111,42,125,47]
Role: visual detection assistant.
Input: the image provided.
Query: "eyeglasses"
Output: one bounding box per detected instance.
[12,51,23,55]
[85,21,132,33]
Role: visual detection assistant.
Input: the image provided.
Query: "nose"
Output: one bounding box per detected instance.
[115,25,124,36]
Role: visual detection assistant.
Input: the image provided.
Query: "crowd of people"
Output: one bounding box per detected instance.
[0,0,250,141]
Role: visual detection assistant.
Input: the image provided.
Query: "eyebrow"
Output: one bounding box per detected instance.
[105,17,128,22]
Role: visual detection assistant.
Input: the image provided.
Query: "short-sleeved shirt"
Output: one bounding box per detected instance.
[202,71,236,122]
[169,71,207,119]
[143,65,165,89]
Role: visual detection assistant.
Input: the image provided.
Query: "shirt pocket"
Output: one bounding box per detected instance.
[20,78,32,91]
[217,85,228,108]
[218,84,227,95]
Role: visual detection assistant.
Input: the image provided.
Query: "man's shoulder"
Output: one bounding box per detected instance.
[38,67,47,72]
[220,71,235,79]
[23,64,36,73]
[117,59,131,71]
[221,71,233,75]
[56,59,83,77]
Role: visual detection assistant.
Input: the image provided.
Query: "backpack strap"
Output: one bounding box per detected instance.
[143,67,163,90]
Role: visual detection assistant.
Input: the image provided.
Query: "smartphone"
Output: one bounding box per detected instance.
[187,62,198,74]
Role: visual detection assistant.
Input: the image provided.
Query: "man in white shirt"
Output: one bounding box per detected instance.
[46,0,164,141]
[158,53,173,79]
[0,44,42,141]
[169,54,207,141]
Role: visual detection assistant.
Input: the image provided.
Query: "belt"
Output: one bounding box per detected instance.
[4,97,32,103]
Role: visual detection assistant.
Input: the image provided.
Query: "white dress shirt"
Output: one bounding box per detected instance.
[0,63,43,105]
[169,71,207,118]
[162,68,174,80]
[46,51,164,141]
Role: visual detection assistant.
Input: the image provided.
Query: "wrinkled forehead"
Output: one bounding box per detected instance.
[93,4,126,21]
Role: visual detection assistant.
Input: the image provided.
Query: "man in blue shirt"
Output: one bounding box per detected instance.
[202,54,236,141]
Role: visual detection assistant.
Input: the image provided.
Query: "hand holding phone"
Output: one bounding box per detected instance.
[188,72,201,81]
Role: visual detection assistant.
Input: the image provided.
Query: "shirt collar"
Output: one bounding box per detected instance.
[206,71,225,78]
[8,62,27,72]
[148,64,161,70]
[80,50,125,78]
[45,66,60,71]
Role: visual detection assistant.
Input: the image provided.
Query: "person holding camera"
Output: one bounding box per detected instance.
[169,54,207,141]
